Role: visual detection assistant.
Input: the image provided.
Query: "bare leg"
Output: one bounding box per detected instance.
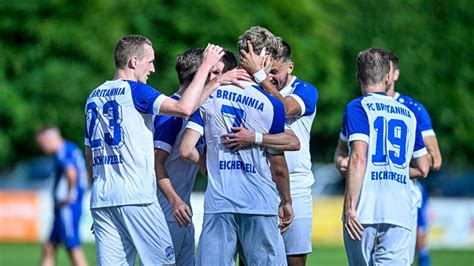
[40,243,57,266]
[66,247,89,266]
[287,254,307,266]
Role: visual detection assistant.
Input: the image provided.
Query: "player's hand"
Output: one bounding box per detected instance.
[335,157,349,178]
[344,209,364,241]
[240,41,273,75]
[278,202,294,234]
[172,199,193,227]
[214,68,252,88]
[221,127,255,151]
[203,43,224,70]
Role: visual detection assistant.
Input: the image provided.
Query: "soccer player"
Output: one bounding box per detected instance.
[84,35,227,265]
[335,50,443,266]
[154,47,248,265]
[225,39,318,266]
[179,26,293,265]
[385,51,442,266]
[340,48,429,265]
[36,126,89,266]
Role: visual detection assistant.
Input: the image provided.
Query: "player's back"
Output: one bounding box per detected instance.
[85,79,161,209]
[343,92,425,229]
[188,81,285,215]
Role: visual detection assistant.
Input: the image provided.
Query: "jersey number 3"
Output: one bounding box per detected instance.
[372,116,408,168]
[86,100,124,150]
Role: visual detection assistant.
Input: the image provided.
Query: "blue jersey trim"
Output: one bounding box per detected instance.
[127,80,161,114]
[396,93,433,133]
[249,85,285,134]
[290,78,318,116]
[343,97,369,140]
[153,115,184,146]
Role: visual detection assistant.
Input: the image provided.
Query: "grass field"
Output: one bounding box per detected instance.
[0,243,472,265]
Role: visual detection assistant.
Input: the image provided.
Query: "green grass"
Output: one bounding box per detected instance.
[0,243,472,265]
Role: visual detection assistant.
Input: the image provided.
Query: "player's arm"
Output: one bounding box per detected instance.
[268,152,293,233]
[201,68,252,101]
[63,165,78,206]
[85,146,93,184]
[155,149,192,227]
[334,138,349,178]
[423,135,442,171]
[159,44,224,118]
[180,128,203,165]
[344,140,367,241]
[221,127,300,152]
[409,122,431,178]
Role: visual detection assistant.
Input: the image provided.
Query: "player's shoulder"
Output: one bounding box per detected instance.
[395,92,428,115]
[346,95,365,108]
[291,77,318,92]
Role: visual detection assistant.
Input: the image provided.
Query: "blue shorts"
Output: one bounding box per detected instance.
[417,184,429,232]
[48,203,82,250]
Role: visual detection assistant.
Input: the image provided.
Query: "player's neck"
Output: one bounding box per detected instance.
[113,69,136,82]
[363,84,386,95]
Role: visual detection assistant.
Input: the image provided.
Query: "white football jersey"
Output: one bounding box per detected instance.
[280,76,318,195]
[341,92,427,229]
[153,94,205,222]
[85,79,167,209]
[186,81,286,215]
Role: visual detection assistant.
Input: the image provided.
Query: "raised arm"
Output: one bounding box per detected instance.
[221,127,299,152]
[159,44,224,118]
[155,149,192,227]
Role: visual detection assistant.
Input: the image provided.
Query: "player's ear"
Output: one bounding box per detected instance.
[394,69,400,81]
[129,56,138,69]
[287,61,294,74]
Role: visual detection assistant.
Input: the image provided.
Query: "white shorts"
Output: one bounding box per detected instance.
[196,213,286,266]
[167,221,195,266]
[344,223,410,266]
[91,201,175,266]
[282,191,313,255]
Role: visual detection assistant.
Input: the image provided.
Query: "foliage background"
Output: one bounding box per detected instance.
[0,0,472,170]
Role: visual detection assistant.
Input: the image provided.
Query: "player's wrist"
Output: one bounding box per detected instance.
[253,69,267,84]
[254,132,263,145]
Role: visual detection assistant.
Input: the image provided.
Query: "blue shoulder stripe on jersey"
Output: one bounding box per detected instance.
[343,97,369,140]
[249,85,285,134]
[414,122,426,152]
[291,78,318,116]
[127,80,161,114]
[397,93,433,133]
[189,109,204,127]
[153,114,184,146]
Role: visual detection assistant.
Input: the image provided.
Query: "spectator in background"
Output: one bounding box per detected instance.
[36,126,89,266]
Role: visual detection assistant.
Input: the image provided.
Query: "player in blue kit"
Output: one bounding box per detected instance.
[340,48,430,265]
[84,35,229,265]
[36,126,89,266]
[179,26,293,265]
[385,51,442,266]
[153,47,248,265]
[224,39,318,266]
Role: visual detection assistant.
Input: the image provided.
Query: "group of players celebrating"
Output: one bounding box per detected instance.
[80,25,441,266]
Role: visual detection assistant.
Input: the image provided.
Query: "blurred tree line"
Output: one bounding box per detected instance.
[0,0,472,170]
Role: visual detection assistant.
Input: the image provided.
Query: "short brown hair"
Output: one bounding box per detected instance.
[356,48,390,86]
[114,35,152,69]
[175,48,204,87]
[237,26,281,58]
